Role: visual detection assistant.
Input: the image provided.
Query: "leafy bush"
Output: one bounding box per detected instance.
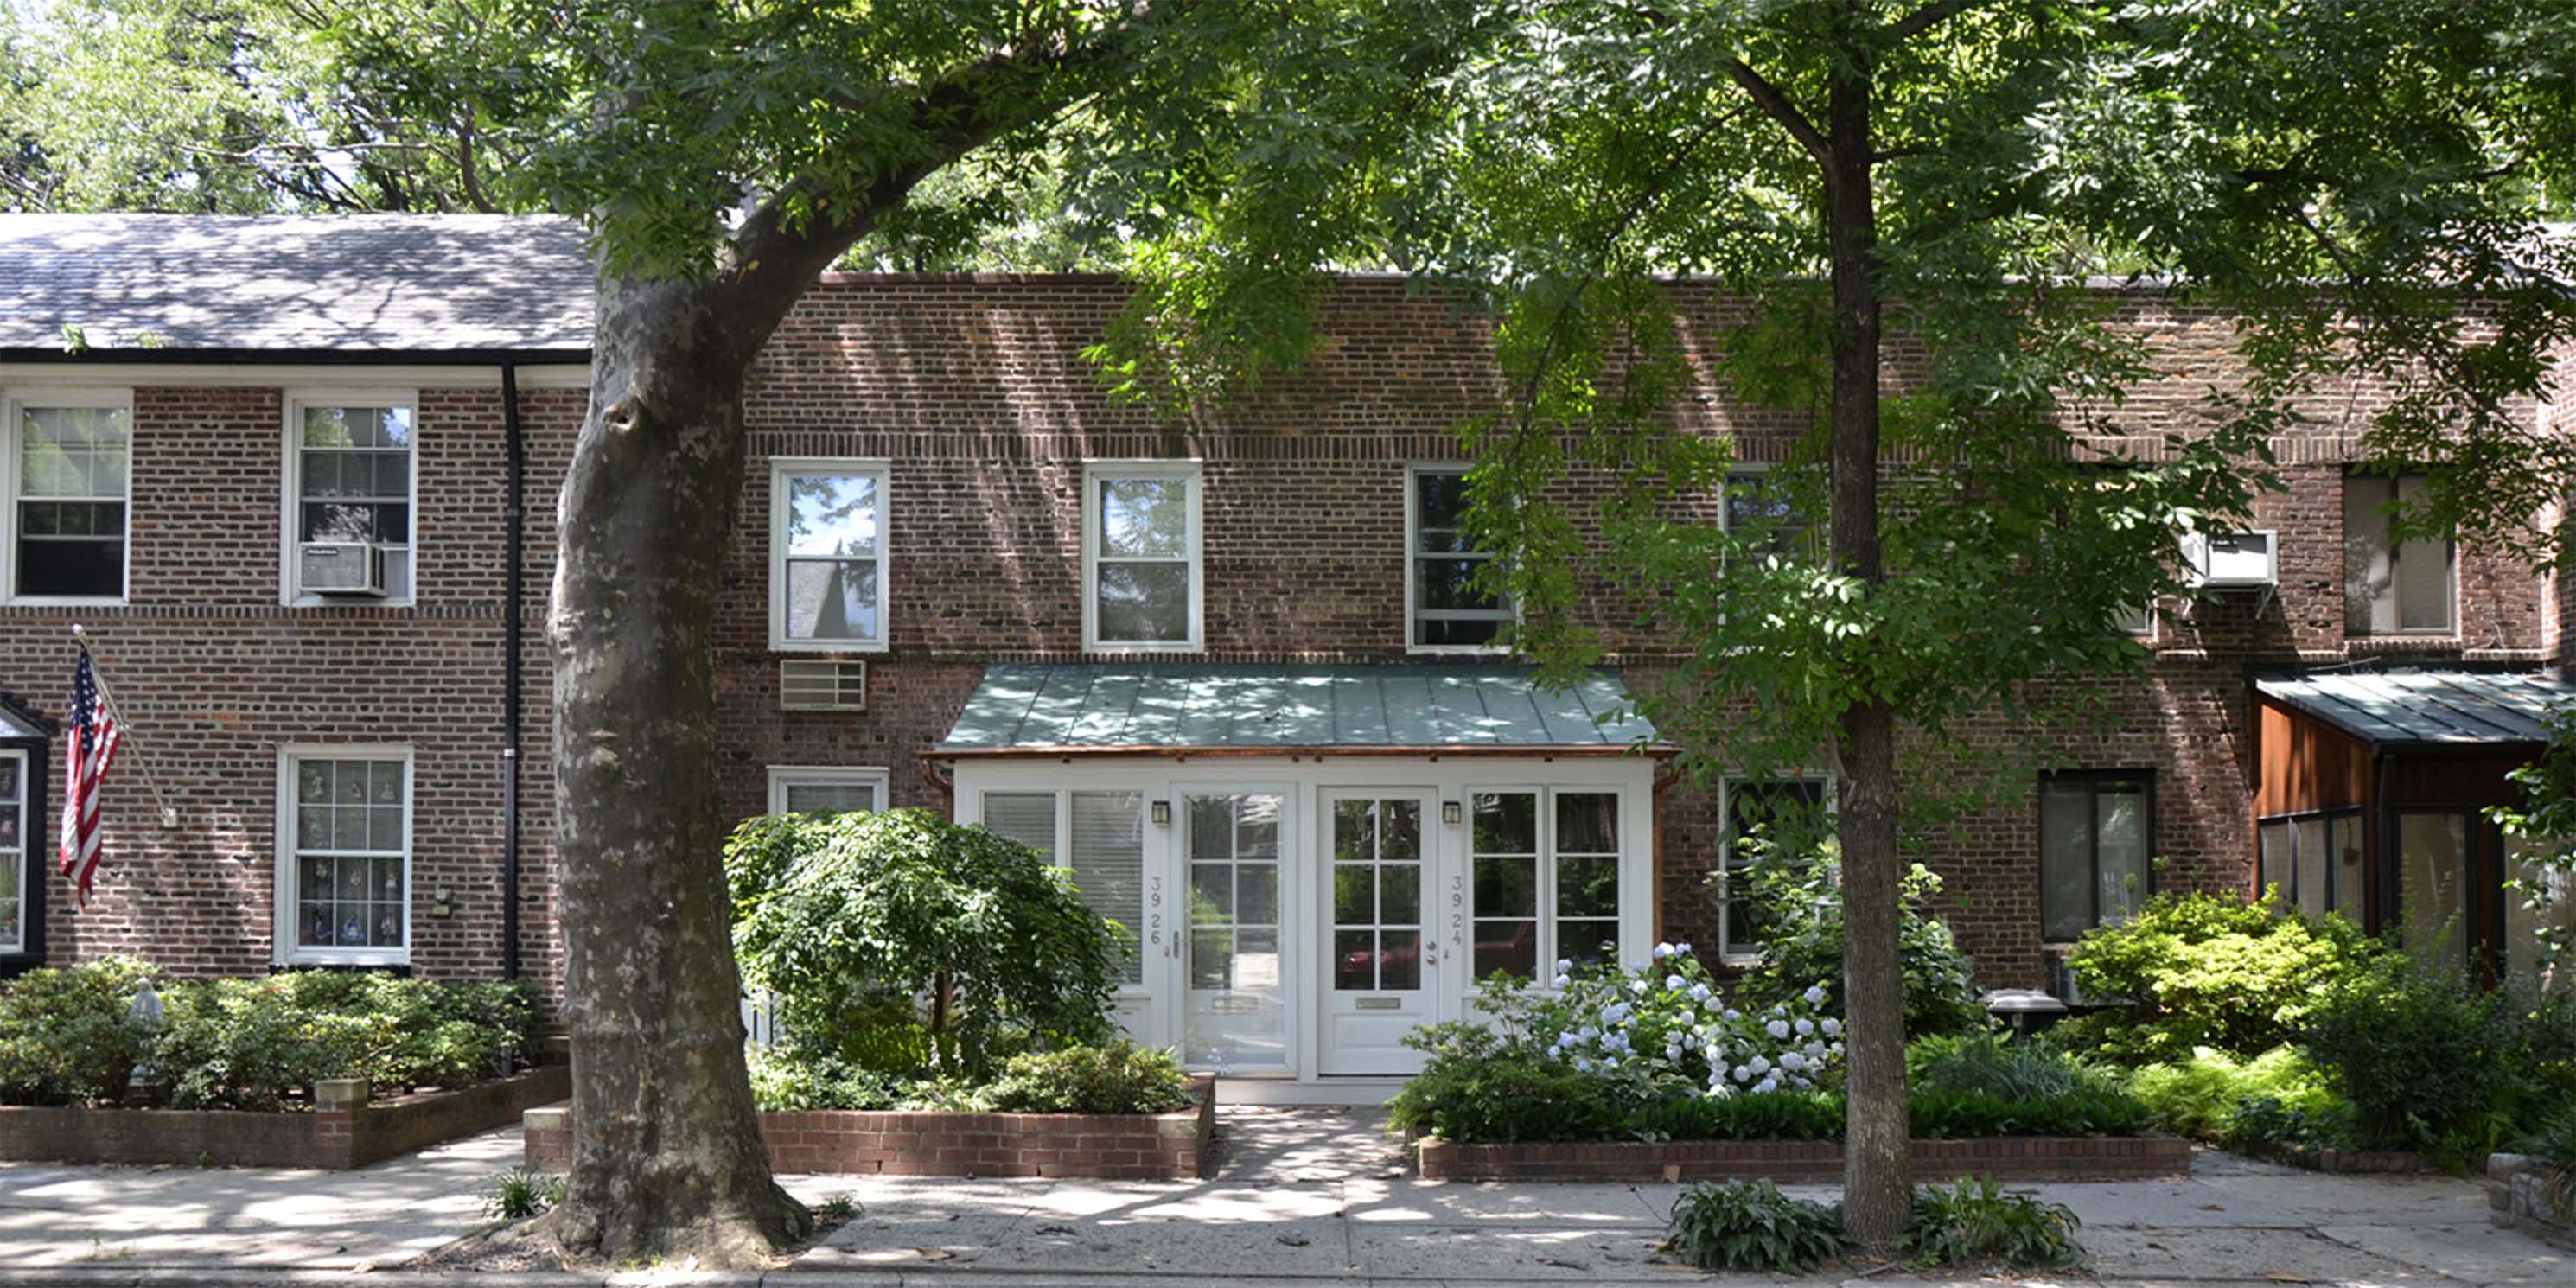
[1735,838,1985,1038]
[1662,1180,1847,1273]
[1909,1032,2092,1101]
[0,957,158,1106]
[2056,892,2388,1064]
[1629,1089,1846,1141]
[982,1043,1196,1114]
[2125,1045,2350,1145]
[1905,1177,2082,1269]
[1910,1085,2153,1139]
[154,973,532,1110]
[729,808,1125,1080]
[746,1049,913,1111]
[2302,957,2528,1156]
[1516,947,1846,1098]
[482,1167,564,1221]
[1386,1023,1639,1143]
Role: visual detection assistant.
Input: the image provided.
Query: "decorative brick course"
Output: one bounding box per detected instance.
[524,1078,1213,1179]
[1414,1132,2191,1183]
[0,1064,568,1168]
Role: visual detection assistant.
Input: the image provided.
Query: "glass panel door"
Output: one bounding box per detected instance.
[1320,789,1438,1076]
[2401,811,2471,979]
[1183,791,1291,1074]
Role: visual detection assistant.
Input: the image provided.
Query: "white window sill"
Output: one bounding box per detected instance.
[1405,644,1516,658]
[278,951,411,969]
[1084,641,1204,655]
[770,637,889,654]
[4,595,128,609]
[285,595,418,610]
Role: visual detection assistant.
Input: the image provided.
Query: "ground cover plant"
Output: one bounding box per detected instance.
[1662,1176,2084,1272]
[0,958,533,1110]
[1903,1178,2083,1270]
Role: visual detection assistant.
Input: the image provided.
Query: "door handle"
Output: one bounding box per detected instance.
[1424,940,1440,965]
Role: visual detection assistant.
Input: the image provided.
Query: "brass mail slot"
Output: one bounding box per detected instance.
[1208,995,1259,1014]
[1354,997,1402,1011]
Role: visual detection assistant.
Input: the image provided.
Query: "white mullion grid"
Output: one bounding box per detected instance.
[274,747,412,966]
[1082,461,1202,653]
[768,457,891,653]
[281,390,418,607]
[0,749,22,951]
[1406,463,1514,654]
[3,386,133,605]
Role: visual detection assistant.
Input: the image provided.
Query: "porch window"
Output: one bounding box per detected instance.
[979,788,1147,985]
[2039,772,2152,942]
[2503,834,2576,992]
[2255,810,2362,920]
[285,397,415,603]
[2344,473,2454,634]
[0,751,22,952]
[1407,467,1513,651]
[1718,775,1832,962]
[1084,462,1201,651]
[279,749,410,965]
[769,459,889,651]
[766,767,887,815]
[8,392,131,602]
[1470,788,1622,979]
[2398,808,2472,978]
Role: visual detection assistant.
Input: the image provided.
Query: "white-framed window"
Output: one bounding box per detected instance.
[1468,787,1625,979]
[1718,775,1833,962]
[1082,461,1202,652]
[281,392,418,605]
[768,458,889,652]
[766,766,890,815]
[1721,468,1815,560]
[1406,464,1514,652]
[274,746,412,966]
[3,387,132,603]
[0,749,24,953]
[2344,472,2455,635]
[979,787,1147,985]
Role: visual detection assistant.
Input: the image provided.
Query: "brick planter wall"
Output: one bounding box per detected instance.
[1416,1133,2192,1183]
[0,1064,569,1169]
[526,1078,1214,1180]
[2260,1144,2487,1175]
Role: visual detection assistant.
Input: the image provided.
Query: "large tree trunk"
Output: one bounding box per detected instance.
[545,273,810,1266]
[1821,44,1911,1254]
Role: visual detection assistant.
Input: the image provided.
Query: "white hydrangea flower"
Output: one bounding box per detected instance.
[1629,979,1648,995]
[1821,1017,1842,1037]
[1687,983,1713,1003]
[1731,1064,1753,1082]
[1654,941,1676,959]
[1803,985,1827,1004]
[1748,1054,1772,1074]
[1573,1058,1591,1072]
[1755,1076,1778,1094]
[1794,1018,1815,1036]
[1552,973,1571,989]
[1724,1008,1742,1021]
[1664,973,1687,990]
[1781,1051,1807,1072]
[1765,1018,1791,1039]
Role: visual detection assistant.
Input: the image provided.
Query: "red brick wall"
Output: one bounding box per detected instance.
[4,275,2561,1004]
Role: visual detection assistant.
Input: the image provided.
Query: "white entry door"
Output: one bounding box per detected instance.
[1318,788,1444,1075]
[1178,788,1295,1074]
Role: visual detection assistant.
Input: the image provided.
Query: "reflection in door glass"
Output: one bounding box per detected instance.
[1333,797,1423,991]
[1183,793,1288,1072]
[1471,792,1539,979]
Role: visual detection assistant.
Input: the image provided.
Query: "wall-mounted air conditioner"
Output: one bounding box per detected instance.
[299,543,389,596]
[780,659,868,711]
[2182,529,2277,590]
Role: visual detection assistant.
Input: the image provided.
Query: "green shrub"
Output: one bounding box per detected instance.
[729,809,1125,1080]
[746,1049,912,1111]
[2126,1045,2348,1145]
[1905,1177,2082,1269]
[1909,1032,2095,1101]
[1386,1033,1638,1143]
[155,973,532,1111]
[2056,892,2388,1064]
[2302,957,2525,1156]
[1736,840,1985,1038]
[981,1043,1196,1114]
[0,957,158,1106]
[1629,1089,1846,1141]
[1909,1085,2153,1138]
[1662,1180,1848,1273]
[482,1167,564,1221]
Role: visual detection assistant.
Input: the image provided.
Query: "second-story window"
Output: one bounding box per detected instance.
[1723,469,1814,560]
[2344,472,2454,634]
[286,395,415,603]
[1408,467,1514,651]
[8,391,131,602]
[769,459,889,651]
[1084,462,1201,651]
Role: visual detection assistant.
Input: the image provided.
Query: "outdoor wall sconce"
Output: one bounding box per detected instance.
[1150,800,1172,827]
[1442,800,1464,826]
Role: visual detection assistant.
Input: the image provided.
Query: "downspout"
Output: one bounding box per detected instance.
[501,363,525,981]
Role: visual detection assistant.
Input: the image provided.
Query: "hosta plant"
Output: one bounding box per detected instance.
[1662,1180,1848,1273]
[1904,1177,2082,1270]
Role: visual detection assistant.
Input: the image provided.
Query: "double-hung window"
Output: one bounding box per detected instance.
[1469,788,1624,979]
[980,788,1149,985]
[2038,771,2153,941]
[1407,466,1514,651]
[2256,809,2362,921]
[1083,462,1201,651]
[770,459,889,651]
[0,751,24,955]
[284,394,416,603]
[766,766,889,815]
[277,748,411,966]
[6,389,131,602]
[2344,473,2454,634]
[1718,775,1833,961]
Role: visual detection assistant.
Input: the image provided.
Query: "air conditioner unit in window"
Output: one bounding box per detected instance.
[2182,529,2277,590]
[780,659,867,711]
[299,543,389,597]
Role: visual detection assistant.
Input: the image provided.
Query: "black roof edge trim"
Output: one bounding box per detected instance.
[0,347,592,366]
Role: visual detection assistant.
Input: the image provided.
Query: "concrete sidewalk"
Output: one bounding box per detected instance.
[0,1107,2567,1286]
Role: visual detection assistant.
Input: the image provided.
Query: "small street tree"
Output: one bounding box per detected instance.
[1100,0,2575,1247]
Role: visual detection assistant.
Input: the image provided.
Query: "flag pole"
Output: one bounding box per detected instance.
[69,624,177,828]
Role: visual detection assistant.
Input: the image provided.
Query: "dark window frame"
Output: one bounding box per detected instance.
[2254,806,2365,918]
[2037,769,2158,943]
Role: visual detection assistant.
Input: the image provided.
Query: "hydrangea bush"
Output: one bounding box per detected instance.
[1502,942,1846,1098]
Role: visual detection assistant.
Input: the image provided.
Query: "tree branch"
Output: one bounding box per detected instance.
[1887,0,1987,45]
[1723,58,1829,166]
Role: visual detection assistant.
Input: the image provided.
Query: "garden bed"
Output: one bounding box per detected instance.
[524,1075,1215,1180]
[0,1065,569,1169]
[1416,1132,2191,1182]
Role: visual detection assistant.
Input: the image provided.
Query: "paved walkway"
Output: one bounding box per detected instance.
[1,1108,2567,1286]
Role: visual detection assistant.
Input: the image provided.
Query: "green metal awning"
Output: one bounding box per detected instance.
[2254,668,2572,749]
[935,664,1668,757]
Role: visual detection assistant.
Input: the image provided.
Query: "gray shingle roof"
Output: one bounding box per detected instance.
[2254,668,2573,748]
[0,214,593,354]
[938,663,1667,755]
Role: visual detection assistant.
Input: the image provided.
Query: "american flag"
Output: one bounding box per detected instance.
[57,649,121,904]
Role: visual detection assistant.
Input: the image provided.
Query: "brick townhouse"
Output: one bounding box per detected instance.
[1,214,2568,1095]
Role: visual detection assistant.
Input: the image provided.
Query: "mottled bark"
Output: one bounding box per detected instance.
[545,275,809,1267]
[1821,44,1911,1254]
